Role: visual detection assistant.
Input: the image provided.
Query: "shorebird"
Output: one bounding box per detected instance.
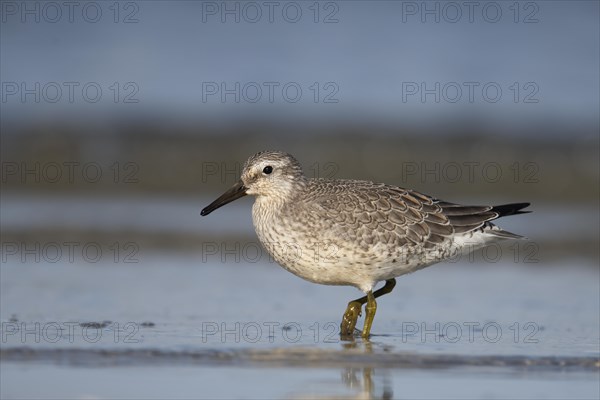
[201,151,530,339]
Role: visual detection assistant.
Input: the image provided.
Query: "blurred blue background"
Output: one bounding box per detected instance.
[1,1,599,131]
[1,1,598,198]
[1,1,599,399]
[1,0,598,252]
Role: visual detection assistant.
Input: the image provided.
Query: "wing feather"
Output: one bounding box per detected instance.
[306,179,529,253]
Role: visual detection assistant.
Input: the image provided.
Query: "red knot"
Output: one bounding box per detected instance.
[201,151,530,339]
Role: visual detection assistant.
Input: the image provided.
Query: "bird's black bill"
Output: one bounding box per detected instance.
[201,180,247,216]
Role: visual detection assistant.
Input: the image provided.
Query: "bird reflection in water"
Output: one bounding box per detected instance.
[339,341,393,400]
[287,340,393,400]
[340,366,393,400]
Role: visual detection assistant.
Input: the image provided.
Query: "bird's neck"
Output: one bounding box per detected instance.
[252,180,306,223]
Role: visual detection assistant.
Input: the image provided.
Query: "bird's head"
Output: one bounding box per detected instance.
[201,151,306,216]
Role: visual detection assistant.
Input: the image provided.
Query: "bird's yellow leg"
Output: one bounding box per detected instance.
[340,300,363,338]
[361,291,377,339]
[340,279,397,339]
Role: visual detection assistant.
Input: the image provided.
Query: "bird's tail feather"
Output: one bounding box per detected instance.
[483,222,528,240]
[490,203,531,218]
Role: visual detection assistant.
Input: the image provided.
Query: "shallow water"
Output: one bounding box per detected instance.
[2,256,599,353]
[1,254,598,399]
[2,363,599,400]
[2,193,598,240]
[2,192,599,398]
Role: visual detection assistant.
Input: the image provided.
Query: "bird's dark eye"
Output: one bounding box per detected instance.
[263,166,273,174]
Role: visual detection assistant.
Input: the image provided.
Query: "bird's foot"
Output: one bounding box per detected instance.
[340,301,363,339]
